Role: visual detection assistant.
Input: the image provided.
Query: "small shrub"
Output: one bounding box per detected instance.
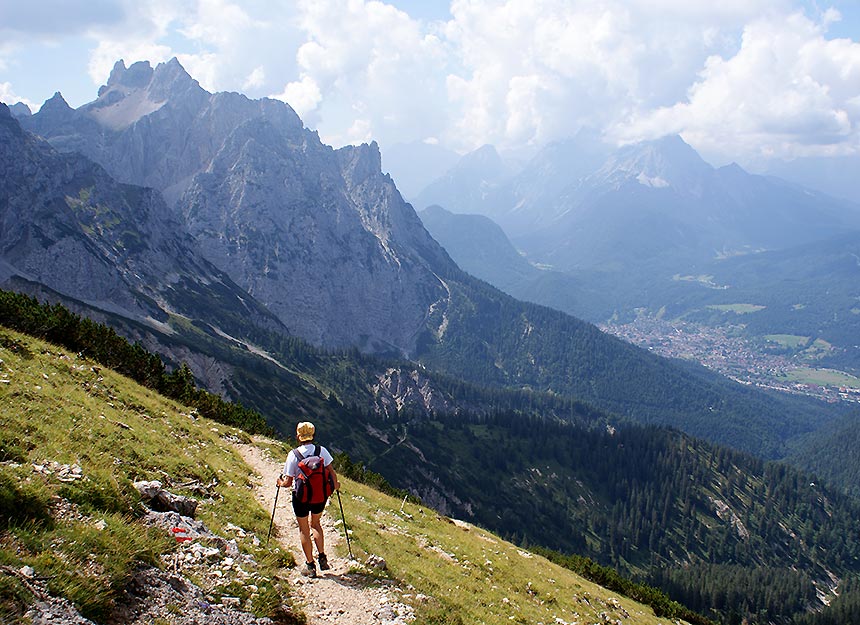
[0,574,31,623]
[57,470,134,515]
[0,433,29,463]
[0,471,52,529]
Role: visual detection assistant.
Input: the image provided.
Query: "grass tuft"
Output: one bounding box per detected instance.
[0,470,53,529]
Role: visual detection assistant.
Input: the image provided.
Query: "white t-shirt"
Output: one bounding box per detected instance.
[283,443,334,478]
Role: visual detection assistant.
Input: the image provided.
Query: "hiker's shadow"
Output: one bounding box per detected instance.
[320,568,393,591]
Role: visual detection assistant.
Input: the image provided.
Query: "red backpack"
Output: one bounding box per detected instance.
[293,445,335,505]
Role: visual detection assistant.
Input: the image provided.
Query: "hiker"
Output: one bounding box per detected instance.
[277,421,340,577]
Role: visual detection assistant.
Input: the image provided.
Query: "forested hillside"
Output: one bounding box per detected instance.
[5,291,860,625]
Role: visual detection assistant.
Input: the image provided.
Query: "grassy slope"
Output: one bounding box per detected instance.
[338,478,676,625]
[0,326,292,621]
[0,326,680,625]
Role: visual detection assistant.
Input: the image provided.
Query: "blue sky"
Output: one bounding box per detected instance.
[1,0,858,166]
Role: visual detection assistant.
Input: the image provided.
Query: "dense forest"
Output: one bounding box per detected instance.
[415,273,847,459]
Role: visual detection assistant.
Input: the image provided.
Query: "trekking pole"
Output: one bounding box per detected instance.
[266,485,280,546]
[335,489,354,560]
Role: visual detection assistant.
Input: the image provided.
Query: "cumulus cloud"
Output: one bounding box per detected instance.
[613,10,860,160]
[243,66,266,91]
[85,1,189,85]
[0,82,35,109]
[272,75,322,118]
[274,0,450,147]
[2,0,857,163]
[78,0,300,97]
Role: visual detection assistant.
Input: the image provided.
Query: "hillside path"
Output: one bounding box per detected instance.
[235,442,414,625]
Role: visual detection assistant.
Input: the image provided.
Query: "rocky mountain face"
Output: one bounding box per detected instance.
[22,59,458,354]
[0,102,280,335]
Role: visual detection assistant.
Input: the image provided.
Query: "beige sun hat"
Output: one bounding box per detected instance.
[296,421,316,442]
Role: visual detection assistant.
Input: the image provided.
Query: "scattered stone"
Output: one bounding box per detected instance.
[134,480,163,499]
[225,522,247,537]
[366,554,388,571]
[135,480,198,517]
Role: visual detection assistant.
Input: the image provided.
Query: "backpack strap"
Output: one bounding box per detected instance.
[314,444,321,458]
[292,447,305,461]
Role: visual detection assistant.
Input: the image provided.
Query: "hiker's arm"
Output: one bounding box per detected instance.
[328,465,341,491]
[276,474,293,488]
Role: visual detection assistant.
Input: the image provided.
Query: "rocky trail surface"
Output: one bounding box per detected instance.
[236,442,415,625]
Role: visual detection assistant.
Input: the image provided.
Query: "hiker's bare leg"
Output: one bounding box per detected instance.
[310,511,325,555]
[296,515,314,563]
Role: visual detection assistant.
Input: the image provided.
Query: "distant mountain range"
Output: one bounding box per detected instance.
[5,58,847,463]
[416,133,860,376]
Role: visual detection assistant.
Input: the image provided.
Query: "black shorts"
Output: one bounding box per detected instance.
[292,494,327,518]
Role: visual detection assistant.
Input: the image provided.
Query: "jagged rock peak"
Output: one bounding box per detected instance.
[9,102,32,118]
[463,143,502,166]
[150,57,200,95]
[40,91,72,114]
[97,57,201,102]
[0,102,11,120]
[104,59,154,90]
[337,141,383,187]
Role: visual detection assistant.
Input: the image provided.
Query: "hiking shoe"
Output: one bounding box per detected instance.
[301,562,317,578]
[318,553,330,571]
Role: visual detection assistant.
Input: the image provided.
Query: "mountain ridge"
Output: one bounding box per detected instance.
[5,60,851,462]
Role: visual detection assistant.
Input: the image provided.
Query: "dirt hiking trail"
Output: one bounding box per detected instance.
[236,442,414,625]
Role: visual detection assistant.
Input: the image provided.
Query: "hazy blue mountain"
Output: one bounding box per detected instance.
[518,135,860,274]
[764,154,860,205]
[418,204,605,320]
[414,130,611,236]
[418,204,539,289]
[482,129,613,235]
[413,144,515,215]
[381,140,460,199]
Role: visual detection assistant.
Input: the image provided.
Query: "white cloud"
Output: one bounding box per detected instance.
[272,74,322,118]
[3,0,857,164]
[613,10,860,161]
[439,0,793,151]
[81,0,297,97]
[89,41,174,86]
[278,0,450,147]
[0,82,35,109]
[243,66,266,91]
[85,1,188,85]
[0,0,126,40]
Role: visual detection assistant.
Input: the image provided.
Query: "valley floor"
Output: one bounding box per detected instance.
[602,315,860,404]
